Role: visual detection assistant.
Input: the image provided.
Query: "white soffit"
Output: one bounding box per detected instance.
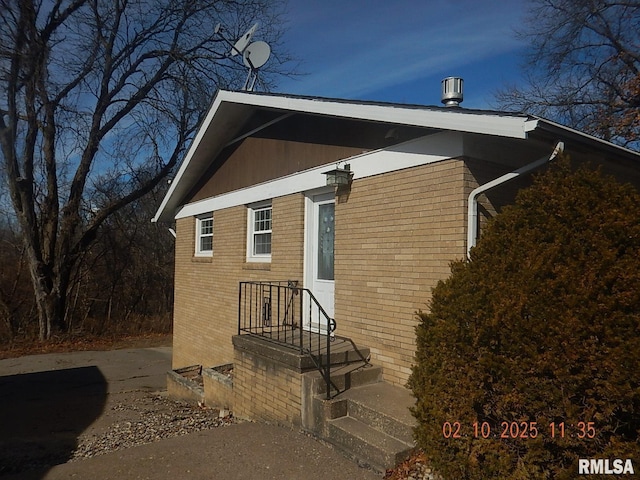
[175,131,464,219]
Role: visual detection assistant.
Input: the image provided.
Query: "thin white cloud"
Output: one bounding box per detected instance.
[277,0,526,99]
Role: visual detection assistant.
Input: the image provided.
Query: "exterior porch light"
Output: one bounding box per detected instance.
[323,163,352,187]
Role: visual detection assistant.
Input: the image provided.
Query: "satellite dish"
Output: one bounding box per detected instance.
[243,41,271,69]
[214,21,270,91]
[231,22,258,56]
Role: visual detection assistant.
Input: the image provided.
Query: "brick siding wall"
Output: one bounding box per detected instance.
[172,157,523,390]
[334,159,469,387]
[232,347,303,425]
[172,195,305,370]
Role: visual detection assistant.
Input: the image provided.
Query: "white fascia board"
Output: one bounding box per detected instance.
[175,131,463,219]
[176,166,324,219]
[523,118,539,132]
[221,91,531,139]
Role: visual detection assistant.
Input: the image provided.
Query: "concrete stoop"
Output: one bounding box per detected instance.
[327,416,413,470]
[303,364,416,473]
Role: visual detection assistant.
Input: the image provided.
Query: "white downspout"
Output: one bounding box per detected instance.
[467,141,564,259]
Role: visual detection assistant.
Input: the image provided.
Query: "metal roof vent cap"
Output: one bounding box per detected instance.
[441,76,463,107]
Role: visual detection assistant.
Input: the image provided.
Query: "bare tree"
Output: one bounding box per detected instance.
[495,0,640,149]
[0,216,33,341]
[71,178,176,335]
[0,0,291,340]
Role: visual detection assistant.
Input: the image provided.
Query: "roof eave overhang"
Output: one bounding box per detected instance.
[153,91,254,223]
[152,90,639,223]
[152,91,532,223]
[530,117,640,162]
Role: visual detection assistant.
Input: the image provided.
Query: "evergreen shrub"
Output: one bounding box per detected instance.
[408,158,640,479]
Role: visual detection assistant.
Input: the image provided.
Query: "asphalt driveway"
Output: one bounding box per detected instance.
[0,347,379,480]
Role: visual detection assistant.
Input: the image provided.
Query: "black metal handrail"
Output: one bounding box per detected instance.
[238,280,336,399]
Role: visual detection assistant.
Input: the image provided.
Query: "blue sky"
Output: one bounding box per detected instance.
[271,0,528,109]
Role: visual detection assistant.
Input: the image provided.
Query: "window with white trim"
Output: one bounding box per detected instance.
[247,202,272,262]
[195,214,213,256]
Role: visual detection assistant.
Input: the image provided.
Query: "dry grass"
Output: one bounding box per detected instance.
[0,332,172,360]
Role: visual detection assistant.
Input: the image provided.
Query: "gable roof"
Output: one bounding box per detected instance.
[153,89,640,223]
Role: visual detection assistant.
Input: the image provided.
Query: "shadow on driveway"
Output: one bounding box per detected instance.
[0,366,107,478]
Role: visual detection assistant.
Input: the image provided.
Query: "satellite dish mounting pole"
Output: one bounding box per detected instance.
[243,58,257,91]
[241,40,271,91]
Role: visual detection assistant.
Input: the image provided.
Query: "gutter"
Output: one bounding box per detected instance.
[466,141,564,259]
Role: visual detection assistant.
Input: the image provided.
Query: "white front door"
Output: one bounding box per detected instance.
[305,192,335,332]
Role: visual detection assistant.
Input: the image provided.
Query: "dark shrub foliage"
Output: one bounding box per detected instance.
[408,158,640,479]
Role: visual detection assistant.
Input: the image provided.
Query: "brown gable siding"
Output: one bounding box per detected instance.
[188,137,364,203]
[185,112,431,205]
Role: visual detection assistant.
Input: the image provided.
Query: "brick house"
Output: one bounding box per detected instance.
[153,88,640,469]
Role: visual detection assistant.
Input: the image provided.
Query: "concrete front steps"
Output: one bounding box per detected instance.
[302,363,416,473]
